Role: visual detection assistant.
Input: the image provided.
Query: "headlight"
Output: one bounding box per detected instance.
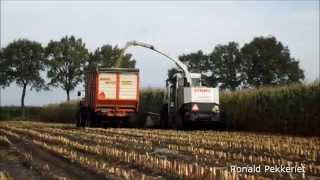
[212,105,219,113]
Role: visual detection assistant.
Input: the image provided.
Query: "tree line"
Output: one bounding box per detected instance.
[171,36,304,90]
[0,35,304,113]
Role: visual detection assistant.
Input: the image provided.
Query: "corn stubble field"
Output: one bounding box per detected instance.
[0,121,319,180]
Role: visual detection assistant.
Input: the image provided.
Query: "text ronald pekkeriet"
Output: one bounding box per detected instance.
[230,165,305,175]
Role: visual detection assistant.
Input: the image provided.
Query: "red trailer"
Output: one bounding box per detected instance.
[77,67,140,127]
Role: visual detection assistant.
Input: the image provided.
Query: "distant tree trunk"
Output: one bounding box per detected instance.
[66,89,70,101]
[21,83,27,118]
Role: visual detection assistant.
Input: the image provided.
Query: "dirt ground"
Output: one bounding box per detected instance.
[0,133,106,180]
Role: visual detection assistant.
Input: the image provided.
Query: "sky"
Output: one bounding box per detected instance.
[0,1,319,106]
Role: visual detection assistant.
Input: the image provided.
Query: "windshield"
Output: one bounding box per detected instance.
[192,78,201,86]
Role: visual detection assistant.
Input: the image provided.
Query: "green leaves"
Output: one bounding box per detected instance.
[88,45,136,70]
[1,39,47,113]
[45,36,89,101]
[2,39,46,90]
[210,42,242,90]
[0,48,11,88]
[241,36,304,87]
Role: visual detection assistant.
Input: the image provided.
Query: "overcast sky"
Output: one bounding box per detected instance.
[1,1,319,106]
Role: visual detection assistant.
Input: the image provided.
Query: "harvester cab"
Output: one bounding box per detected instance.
[162,70,221,129]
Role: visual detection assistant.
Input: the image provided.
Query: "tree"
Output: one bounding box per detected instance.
[179,50,209,73]
[45,36,89,101]
[209,42,242,90]
[0,48,10,109]
[241,36,304,87]
[0,48,10,87]
[88,44,136,70]
[2,39,46,114]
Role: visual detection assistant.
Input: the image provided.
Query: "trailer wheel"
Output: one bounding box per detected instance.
[76,109,81,127]
[77,109,87,127]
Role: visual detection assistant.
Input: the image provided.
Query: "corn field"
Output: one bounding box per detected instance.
[221,83,320,136]
[139,88,165,113]
[0,121,319,179]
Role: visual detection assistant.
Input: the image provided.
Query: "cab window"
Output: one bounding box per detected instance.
[192,78,201,86]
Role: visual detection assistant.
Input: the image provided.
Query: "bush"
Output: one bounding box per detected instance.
[38,100,79,123]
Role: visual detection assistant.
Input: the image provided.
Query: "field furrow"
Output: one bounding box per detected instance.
[1,121,319,179]
[0,126,242,179]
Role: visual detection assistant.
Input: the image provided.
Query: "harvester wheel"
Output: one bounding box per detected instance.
[173,113,183,130]
[160,104,168,129]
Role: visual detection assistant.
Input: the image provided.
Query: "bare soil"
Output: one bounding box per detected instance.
[0,132,107,180]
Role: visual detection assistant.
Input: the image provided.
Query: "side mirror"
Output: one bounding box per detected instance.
[184,78,189,87]
[184,80,190,87]
[77,91,81,96]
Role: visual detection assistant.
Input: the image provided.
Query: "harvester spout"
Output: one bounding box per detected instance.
[121,40,193,86]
